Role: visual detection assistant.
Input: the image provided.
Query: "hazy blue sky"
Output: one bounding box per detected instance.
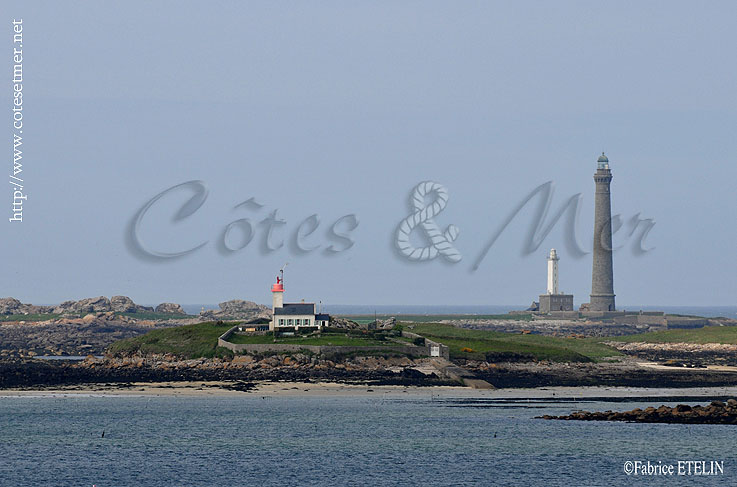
[3,1,736,307]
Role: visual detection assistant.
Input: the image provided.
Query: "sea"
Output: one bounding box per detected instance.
[1,393,734,486]
[183,304,737,318]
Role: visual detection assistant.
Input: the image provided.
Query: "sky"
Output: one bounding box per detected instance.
[3,1,736,307]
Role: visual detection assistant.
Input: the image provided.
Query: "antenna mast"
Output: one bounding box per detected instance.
[279,262,288,285]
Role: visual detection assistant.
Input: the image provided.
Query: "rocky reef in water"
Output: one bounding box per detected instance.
[540,399,737,424]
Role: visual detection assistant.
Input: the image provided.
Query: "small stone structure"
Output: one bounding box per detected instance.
[539,294,574,313]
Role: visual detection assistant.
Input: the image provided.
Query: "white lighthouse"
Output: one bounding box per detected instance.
[268,267,330,333]
[272,275,284,311]
[546,248,560,295]
[538,248,574,313]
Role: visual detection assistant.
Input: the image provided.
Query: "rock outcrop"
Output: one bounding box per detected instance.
[0,297,22,314]
[65,296,111,313]
[1,296,165,316]
[155,303,185,314]
[377,317,397,330]
[329,316,363,329]
[49,296,154,315]
[111,295,152,313]
[200,300,271,321]
[0,297,53,315]
[0,313,182,358]
[540,399,737,424]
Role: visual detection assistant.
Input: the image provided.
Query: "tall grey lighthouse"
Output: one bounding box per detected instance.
[589,152,616,311]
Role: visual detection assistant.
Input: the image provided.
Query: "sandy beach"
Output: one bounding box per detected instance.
[4,381,737,400]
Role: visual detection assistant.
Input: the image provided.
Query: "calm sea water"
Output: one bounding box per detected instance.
[1,394,734,486]
[182,304,737,318]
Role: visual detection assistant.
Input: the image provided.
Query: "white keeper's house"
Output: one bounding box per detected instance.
[269,272,329,332]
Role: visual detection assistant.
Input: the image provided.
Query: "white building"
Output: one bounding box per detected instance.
[269,273,329,332]
[538,248,574,313]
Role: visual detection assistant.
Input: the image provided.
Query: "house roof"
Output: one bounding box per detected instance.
[315,313,330,321]
[274,303,315,315]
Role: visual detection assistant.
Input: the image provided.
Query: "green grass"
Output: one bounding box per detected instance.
[108,321,235,359]
[338,313,533,323]
[407,322,620,362]
[605,326,737,345]
[227,332,399,347]
[0,311,193,322]
[115,311,193,321]
[0,313,61,322]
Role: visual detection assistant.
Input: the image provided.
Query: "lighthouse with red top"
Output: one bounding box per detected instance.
[269,267,329,332]
[271,274,284,310]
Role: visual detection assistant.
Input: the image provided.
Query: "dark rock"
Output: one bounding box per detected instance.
[200,300,270,321]
[0,298,53,316]
[0,297,22,314]
[155,303,185,314]
[539,400,737,425]
[110,296,138,313]
[329,317,363,329]
[75,296,112,313]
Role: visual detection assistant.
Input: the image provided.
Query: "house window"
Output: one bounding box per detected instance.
[304,319,310,326]
[295,319,301,326]
[288,319,293,326]
[279,319,285,326]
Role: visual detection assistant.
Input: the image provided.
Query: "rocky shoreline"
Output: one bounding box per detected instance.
[463,360,737,388]
[0,355,455,390]
[540,399,737,424]
[5,355,737,391]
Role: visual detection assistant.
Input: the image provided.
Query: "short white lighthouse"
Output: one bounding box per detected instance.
[547,248,560,295]
[268,268,330,333]
[538,248,574,313]
[272,276,284,310]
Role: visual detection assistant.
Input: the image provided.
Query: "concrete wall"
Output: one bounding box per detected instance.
[218,340,430,357]
[535,310,579,320]
[218,327,435,357]
[401,331,450,360]
[637,314,667,325]
[665,316,709,329]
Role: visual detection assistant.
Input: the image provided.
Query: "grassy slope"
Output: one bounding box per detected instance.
[606,326,737,344]
[0,313,61,322]
[115,311,194,321]
[407,323,620,362]
[108,322,234,359]
[109,323,404,359]
[339,313,533,323]
[227,333,398,347]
